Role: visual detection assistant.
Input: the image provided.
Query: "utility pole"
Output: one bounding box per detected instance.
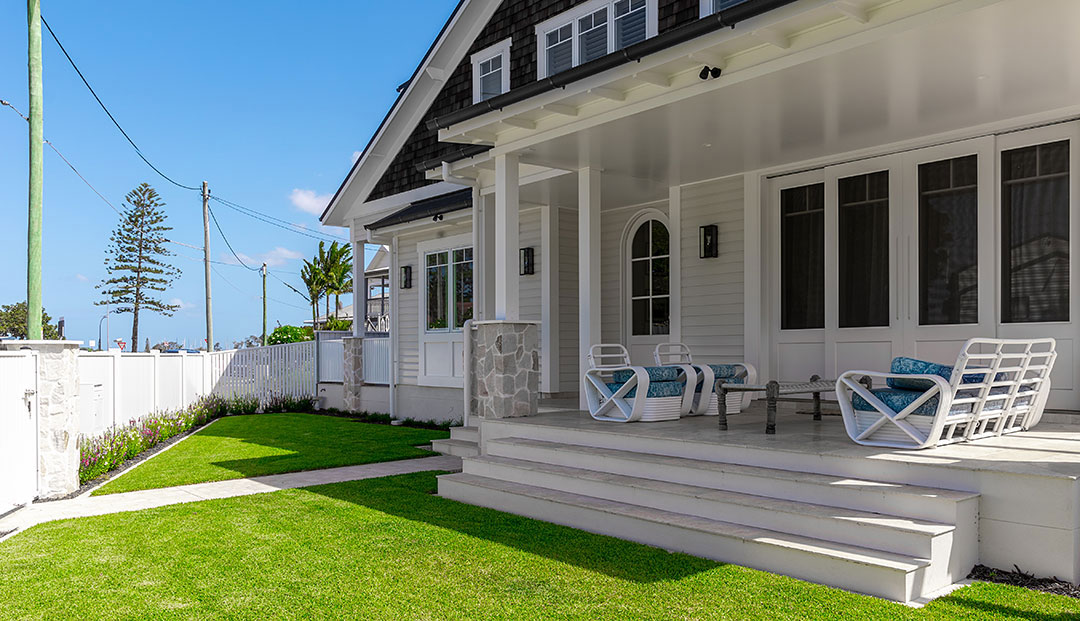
[202,181,214,351]
[261,263,267,346]
[26,0,43,340]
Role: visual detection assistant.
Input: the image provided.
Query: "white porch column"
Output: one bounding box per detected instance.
[578,168,602,409]
[474,189,497,320]
[494,153,520,320]
[540,204,559,394]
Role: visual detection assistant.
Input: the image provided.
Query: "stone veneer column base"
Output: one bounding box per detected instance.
[473,321,540,420]
[0,340,81,499]
[342,336,364,412]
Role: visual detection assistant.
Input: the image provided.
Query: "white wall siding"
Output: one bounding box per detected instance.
[558,207,579,393]
[519,209,542,323]
[681,175,746,362]
[396,232,421,385]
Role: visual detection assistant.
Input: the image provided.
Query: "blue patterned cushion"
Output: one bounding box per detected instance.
[606,380,686,398]
[611,366,682,384]
[707,364,745,379]
[695,374,743,389]
[887,357,954,390]
[853,385,1037,416]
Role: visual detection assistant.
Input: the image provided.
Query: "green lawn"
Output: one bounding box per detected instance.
[1,472,1076,619]
[92,413,448,495]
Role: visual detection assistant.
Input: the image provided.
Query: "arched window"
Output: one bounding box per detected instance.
[629,219,670,336]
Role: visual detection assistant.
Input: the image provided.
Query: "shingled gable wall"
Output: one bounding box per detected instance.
[368,0,702,201]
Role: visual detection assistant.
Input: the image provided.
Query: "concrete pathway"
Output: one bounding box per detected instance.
[0,455,461,539]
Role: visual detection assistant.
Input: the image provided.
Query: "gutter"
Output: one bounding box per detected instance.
[426,0,800,133]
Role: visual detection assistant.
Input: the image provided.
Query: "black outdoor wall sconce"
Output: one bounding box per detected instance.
[520,247,535,275]
[700,224,719,259]
[699,65,723,80]
[400,265,412,289]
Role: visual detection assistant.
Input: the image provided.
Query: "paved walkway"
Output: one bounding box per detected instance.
[0,455,461,538]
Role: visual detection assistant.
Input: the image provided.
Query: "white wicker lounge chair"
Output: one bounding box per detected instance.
[583,344,694,422]
[654,343,758,416]
[835,338,1057,449]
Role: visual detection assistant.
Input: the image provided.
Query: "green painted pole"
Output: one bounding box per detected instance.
[27,0,43,340]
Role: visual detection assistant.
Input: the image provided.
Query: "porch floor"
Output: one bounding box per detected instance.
[522,400,1080,481]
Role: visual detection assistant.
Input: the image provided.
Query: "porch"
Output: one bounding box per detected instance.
[439,402,1080,603]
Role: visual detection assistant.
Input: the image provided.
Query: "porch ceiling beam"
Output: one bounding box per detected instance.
[465,129,498,144]
[542,103,579,117]
[633,70,672,88]
[501,117,536,130]
[689,51,727,70]
[832,1,869,24]
[589,87,626,102]
[752,27,790,50]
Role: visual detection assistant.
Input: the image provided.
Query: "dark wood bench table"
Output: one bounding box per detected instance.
[717,376,837,434]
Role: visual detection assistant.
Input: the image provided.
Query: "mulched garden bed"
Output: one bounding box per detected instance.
[969,564,1080,598]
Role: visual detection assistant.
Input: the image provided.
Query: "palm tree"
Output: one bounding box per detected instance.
[300,258,325,328]
[322,242,353,321]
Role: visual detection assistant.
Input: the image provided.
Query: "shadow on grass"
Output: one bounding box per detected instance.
[936,590,1080,621]
[304,471,719,584]
[192,414,446,479]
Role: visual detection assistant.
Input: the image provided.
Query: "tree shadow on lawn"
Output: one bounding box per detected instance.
[193,414,445,480]
[304,471,720,584]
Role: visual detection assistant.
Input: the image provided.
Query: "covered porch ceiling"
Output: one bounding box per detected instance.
[442,0,1080,206]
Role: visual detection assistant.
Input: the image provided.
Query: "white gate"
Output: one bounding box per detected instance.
[363,337,391,384]
[0,352,37,513]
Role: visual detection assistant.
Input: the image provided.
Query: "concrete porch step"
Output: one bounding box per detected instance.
[431,438,479,458]
[450,426,479,443]
[486,437,978,525]
[438,472,931,603]
[463,455,953,560]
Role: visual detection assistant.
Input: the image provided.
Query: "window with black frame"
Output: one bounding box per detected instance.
[1001,140,1070,323]
[838,171,890,328]
[630,220,670,336]
[425,247,473,331]
[780,183,825,330]
[918,155,979,326]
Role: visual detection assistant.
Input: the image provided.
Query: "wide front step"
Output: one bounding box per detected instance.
[464,455,953,561]
[430,438,479,458]
[438,472,930,603]
[450,426,479,443]
[486,437,978,525]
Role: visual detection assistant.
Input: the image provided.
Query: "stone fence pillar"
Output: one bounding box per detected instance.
[342,336,364,412]
[0,341,81,498]
[473,321,540,419]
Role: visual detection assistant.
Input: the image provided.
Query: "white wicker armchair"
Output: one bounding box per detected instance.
[835,338,1057,449]
[654,343,757,416]
[583,344,694,423]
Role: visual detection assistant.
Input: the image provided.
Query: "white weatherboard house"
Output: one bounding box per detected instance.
[322,0,1080,603]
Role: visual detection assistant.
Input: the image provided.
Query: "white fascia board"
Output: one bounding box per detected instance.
[321,0,501,228]
[440,0,992,152]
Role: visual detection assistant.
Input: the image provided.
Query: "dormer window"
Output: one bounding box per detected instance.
[471,38,512,103]
[536,0,657,79]
[700,0,751,17]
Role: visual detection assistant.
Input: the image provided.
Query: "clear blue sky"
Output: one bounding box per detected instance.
[0,1,456,349]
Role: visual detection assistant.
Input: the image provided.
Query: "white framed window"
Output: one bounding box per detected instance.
[471,38,512,104]
[536,0,658,79]
[700,0,751,18]
[424,246,474,332]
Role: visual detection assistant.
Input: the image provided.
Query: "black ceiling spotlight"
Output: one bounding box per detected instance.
[431,213,444,222]
[699,65,723,80]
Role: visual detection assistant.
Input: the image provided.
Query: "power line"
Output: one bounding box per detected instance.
[40,16,200,192]
[3,99,121,215]
[206,202,260,271]
[269,270,310,303]
[211,264,309,311]
[210,195,347,243]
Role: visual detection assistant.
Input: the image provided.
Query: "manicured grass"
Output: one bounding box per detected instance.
[92,413,448,495]
[2,472,1077,619]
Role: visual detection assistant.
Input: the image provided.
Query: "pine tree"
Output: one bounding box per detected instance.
[96,183,181,349]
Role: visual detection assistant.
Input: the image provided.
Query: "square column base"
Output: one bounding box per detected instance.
[473,321,539,419]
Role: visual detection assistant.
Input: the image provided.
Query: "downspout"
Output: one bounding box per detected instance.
[389,232,399,421]
[440,161,481,425]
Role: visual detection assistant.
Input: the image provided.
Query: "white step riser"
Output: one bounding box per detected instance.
[487,440,967,525]
[450,427,479,443]
[464,458,941,560]
[431,439,479,458]
[439,476,921,602]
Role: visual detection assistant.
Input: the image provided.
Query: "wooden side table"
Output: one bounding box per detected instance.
[717,377,837,434]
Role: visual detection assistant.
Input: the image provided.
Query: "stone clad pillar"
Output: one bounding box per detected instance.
[473,321,539,419]
[342,336,364,412]
[1,340,81,498]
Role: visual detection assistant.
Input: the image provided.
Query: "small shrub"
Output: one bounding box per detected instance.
[226,396,260,415]
[262,394,317,414]
[266,325,312,345]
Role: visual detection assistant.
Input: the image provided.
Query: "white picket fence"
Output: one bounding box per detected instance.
[315,331,349,384]
[363,337,392,384]
[77,341,317,437]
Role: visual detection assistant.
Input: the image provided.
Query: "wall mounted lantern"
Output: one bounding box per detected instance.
[400,265,412,289]
[519,247,535,275]
[700,224,719,259]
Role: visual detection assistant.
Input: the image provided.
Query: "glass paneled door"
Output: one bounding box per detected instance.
[900,138,997,365]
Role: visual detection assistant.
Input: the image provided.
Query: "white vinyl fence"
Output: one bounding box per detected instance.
[0,351,38,512]
[363,337,391,384]
[77,341,317,437]
[315,331,349,384]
